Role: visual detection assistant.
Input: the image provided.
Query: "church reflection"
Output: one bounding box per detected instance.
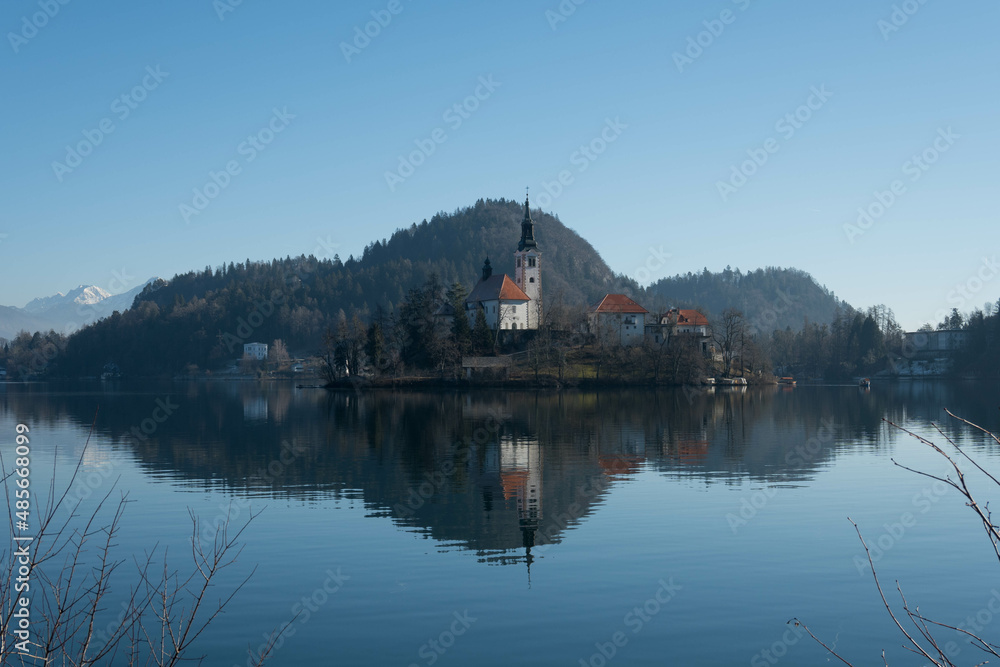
[3,381,996,568]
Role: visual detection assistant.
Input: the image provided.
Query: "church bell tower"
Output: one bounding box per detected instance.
[513,193,541,328]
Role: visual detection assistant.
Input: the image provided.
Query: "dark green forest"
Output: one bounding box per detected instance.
[646,266,846,334]
[18,198,639,377]
[2,197,994,380]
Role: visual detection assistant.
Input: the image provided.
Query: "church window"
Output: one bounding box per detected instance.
[528,257,536,267]
[516,258,521,267]
[529,277,534,283]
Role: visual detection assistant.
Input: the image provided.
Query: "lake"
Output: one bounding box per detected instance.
[3,380,999,666]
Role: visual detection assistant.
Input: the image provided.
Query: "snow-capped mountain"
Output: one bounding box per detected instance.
[0,279,157,339]
[24,285,113,314]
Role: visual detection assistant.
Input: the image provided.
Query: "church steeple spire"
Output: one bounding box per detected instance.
[518,192,537,251]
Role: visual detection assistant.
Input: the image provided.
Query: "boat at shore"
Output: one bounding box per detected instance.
[778,377,796,386]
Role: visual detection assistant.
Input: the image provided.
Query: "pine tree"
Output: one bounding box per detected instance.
[447,282,472,354]
[472,307,493,355]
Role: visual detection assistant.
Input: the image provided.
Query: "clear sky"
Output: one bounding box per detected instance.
[3,0,997,330]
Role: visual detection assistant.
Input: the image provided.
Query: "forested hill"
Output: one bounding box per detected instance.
[55,198,636,376]
[50,198,854,377]
[646,267,848,331]
[346,197,634,309]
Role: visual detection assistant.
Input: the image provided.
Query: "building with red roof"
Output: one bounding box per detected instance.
[465,194,542,331]
[587,294,649,345]
[646,307,714,356]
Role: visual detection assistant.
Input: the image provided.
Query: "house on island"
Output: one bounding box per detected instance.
[587,294,648,346]
[243,342,268,360]
[465,194,542,331]
[646,308,713,355]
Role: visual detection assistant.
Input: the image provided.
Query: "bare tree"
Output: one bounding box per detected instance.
[713,308,746,377]
[239,353,260,376]
[794,410,1000,665]
[1,424,280,666]
[268,339,290,367]
[527,327,551,382]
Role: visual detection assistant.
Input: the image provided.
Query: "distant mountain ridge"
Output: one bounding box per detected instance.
[24,285,112,313]
[0,279,156,339]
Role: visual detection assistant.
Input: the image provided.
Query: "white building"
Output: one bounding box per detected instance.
[465,259,532,330]
[587,294,648,346]
[674,309,711,336]
[903,329,966,354]
[513,194,542,329]
[645,308,714,356]
[465,194,542,331]
[243,342,268,360]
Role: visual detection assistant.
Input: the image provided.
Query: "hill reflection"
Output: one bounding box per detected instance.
[2,380,995,566]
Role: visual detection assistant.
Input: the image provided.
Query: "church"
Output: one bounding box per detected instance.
[464,195,542,331]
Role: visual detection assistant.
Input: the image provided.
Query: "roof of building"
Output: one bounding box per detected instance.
[518,193,538,252]
[588,294,648,314]
[466,274,530,304]
[676,310,709,326]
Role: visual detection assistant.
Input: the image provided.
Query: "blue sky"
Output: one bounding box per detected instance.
[3,0,997,330]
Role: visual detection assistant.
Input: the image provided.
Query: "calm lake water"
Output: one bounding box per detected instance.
[3,381,1000,666]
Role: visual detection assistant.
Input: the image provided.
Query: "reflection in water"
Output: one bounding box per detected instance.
[243,395,267,422]
[2,380,997,568]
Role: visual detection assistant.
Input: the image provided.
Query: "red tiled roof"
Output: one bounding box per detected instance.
[466,274,530,304]
[677,310,709,326]
[588,294,648,314]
